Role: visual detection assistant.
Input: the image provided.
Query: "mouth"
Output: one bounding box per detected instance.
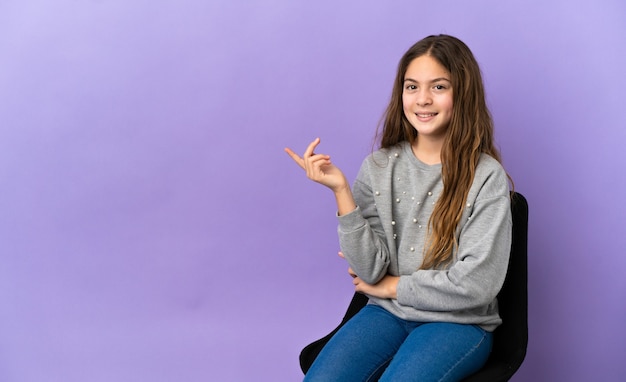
[416,113,437,118]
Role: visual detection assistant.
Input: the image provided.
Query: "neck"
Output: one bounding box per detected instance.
[411,136,443,165]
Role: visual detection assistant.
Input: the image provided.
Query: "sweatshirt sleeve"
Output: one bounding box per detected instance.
[336,160,391,284]
[396,165,512,312]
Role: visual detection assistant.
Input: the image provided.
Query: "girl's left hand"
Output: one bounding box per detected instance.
[352,274,399,300]
[339,251,399,299]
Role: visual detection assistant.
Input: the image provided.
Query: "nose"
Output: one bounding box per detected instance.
[416,88,432,106]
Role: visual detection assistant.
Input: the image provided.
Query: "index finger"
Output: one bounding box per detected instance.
[284,147,305,169]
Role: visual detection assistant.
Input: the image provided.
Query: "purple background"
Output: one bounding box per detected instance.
[1,1,625,381]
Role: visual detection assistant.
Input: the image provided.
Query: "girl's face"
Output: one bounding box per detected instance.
[402,55,454,142]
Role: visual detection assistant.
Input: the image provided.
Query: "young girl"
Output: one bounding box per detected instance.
[285,34,512,382]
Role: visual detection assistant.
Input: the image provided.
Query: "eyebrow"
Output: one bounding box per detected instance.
[403,77,451,84]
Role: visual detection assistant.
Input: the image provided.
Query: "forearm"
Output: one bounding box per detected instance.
[333,185,357,216]
[354,274,399,299]
[338,209,390,284]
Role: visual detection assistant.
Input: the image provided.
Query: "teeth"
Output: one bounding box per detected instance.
[417,113,435,118]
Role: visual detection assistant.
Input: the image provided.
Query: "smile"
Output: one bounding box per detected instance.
[416,113,437,118]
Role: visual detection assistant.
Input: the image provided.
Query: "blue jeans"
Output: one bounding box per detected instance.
[304,305,493,382]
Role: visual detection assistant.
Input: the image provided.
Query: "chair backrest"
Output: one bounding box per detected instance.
[462,191,528,382]
[489,192,529,365]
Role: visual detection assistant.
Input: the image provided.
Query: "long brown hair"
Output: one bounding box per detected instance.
[377,34,505,269]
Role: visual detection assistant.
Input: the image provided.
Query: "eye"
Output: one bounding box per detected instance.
[405,84,417,91]
[433,84,447,90]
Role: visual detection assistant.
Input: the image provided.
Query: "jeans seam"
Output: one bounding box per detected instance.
[438,327,488,382]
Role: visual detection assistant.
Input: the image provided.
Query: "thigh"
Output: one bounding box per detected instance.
[304,305,407,382]
[379,322,493,382]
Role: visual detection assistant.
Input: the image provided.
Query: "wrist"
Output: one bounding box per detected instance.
[389,276,399,299]
[332,183,351,196]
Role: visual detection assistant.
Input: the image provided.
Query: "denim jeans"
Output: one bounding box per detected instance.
[304,305,493,382]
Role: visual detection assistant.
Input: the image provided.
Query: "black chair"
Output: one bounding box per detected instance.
[300,192,528,381]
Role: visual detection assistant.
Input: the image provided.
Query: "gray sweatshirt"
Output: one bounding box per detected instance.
[337,141,512,331]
